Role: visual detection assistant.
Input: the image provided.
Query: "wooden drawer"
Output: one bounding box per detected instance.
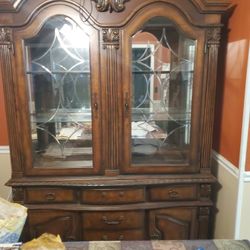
[25,188,77,203]
[83,229,144,241]
[149,185,197,201]
[82,211,144,230]
[81,188,145,204]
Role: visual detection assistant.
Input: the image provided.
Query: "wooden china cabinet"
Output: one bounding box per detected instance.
[0,0,231,241]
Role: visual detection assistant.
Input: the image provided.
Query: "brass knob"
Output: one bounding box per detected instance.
[119,191,124,197]
[102,235,108,240]
[45,193,56,201]
[168,189,179,199]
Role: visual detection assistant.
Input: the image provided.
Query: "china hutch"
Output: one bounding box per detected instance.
[0,0,231,241]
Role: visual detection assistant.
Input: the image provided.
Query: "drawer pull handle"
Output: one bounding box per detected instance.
[101,191,107,198]
[168,189,179,199]
[119,191,124,197]
[101,234,124,240]
[125,103,129,111]
[102,215,124,225]
[45,193,56,201]
[102,235,108,240]
[66,236,76,241]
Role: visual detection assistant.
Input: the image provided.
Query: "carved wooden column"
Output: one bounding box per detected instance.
[12,187,24,203]
[0,28,23,178]
[102,28,121,175]
[198,207,210,238]
[200,184,212,200]
[201,27,221,173]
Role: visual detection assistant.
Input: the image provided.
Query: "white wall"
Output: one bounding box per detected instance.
[212,152,238,239]
[212,151,250,240]
[239,181,250,239]
[0,147,11,200]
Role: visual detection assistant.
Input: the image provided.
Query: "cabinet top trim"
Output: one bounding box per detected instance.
[0,0,232,13]
[0,0,232,29]
[6,174,216,187]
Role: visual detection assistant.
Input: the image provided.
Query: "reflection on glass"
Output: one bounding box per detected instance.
[131,17,196,165]
[25,16,92,168]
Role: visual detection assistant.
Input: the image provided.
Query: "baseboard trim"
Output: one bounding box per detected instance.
[212,150,239,178]
[244,171,250,182]
[0,146,10,154]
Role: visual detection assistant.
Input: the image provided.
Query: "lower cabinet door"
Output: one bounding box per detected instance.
[149,207,198,240]
[27,210,80,241]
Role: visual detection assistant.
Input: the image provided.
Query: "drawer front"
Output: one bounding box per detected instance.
[149,185,197,201]
[83,211,144,230]
[25,188,76,203]
[83,229,144,241]
[81,188,145,204]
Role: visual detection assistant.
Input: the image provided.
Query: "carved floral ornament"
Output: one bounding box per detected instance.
[207,27,221,45]
[91,0,128,12]
[102,28,120,49]
[0,28,12,44]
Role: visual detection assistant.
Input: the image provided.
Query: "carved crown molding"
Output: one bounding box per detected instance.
[91,0,128,12]
[191,0,231,13]
[0,0,231,15]
[0,0,23,12]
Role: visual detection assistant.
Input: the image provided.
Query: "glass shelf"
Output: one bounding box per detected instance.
[30,109,92,123]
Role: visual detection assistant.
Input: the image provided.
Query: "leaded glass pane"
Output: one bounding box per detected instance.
[131,17,196,165]
[25,16,92,168]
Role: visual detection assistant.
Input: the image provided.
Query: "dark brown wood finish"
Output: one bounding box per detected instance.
[198,207,210,238]
[1,0,231,241]
[12,6,103,176]
[82,211,144,230]
[149,185,198,201]
[83,229,145,241]
[81,188,145,204]
[200,27,221,173]
[0,28,23,178]
[101,27,122,175]
[28,210,81,241]
[121,2,206,174]
[148,207,198,240]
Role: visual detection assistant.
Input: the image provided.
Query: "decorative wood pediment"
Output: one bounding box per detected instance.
[191,0,231,13]
[91,0,128,12]
[0,0,23,11]
[0,0,231,13]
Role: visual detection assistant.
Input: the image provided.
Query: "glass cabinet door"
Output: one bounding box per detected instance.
[125,16,198,171]
[24,16,97,170]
